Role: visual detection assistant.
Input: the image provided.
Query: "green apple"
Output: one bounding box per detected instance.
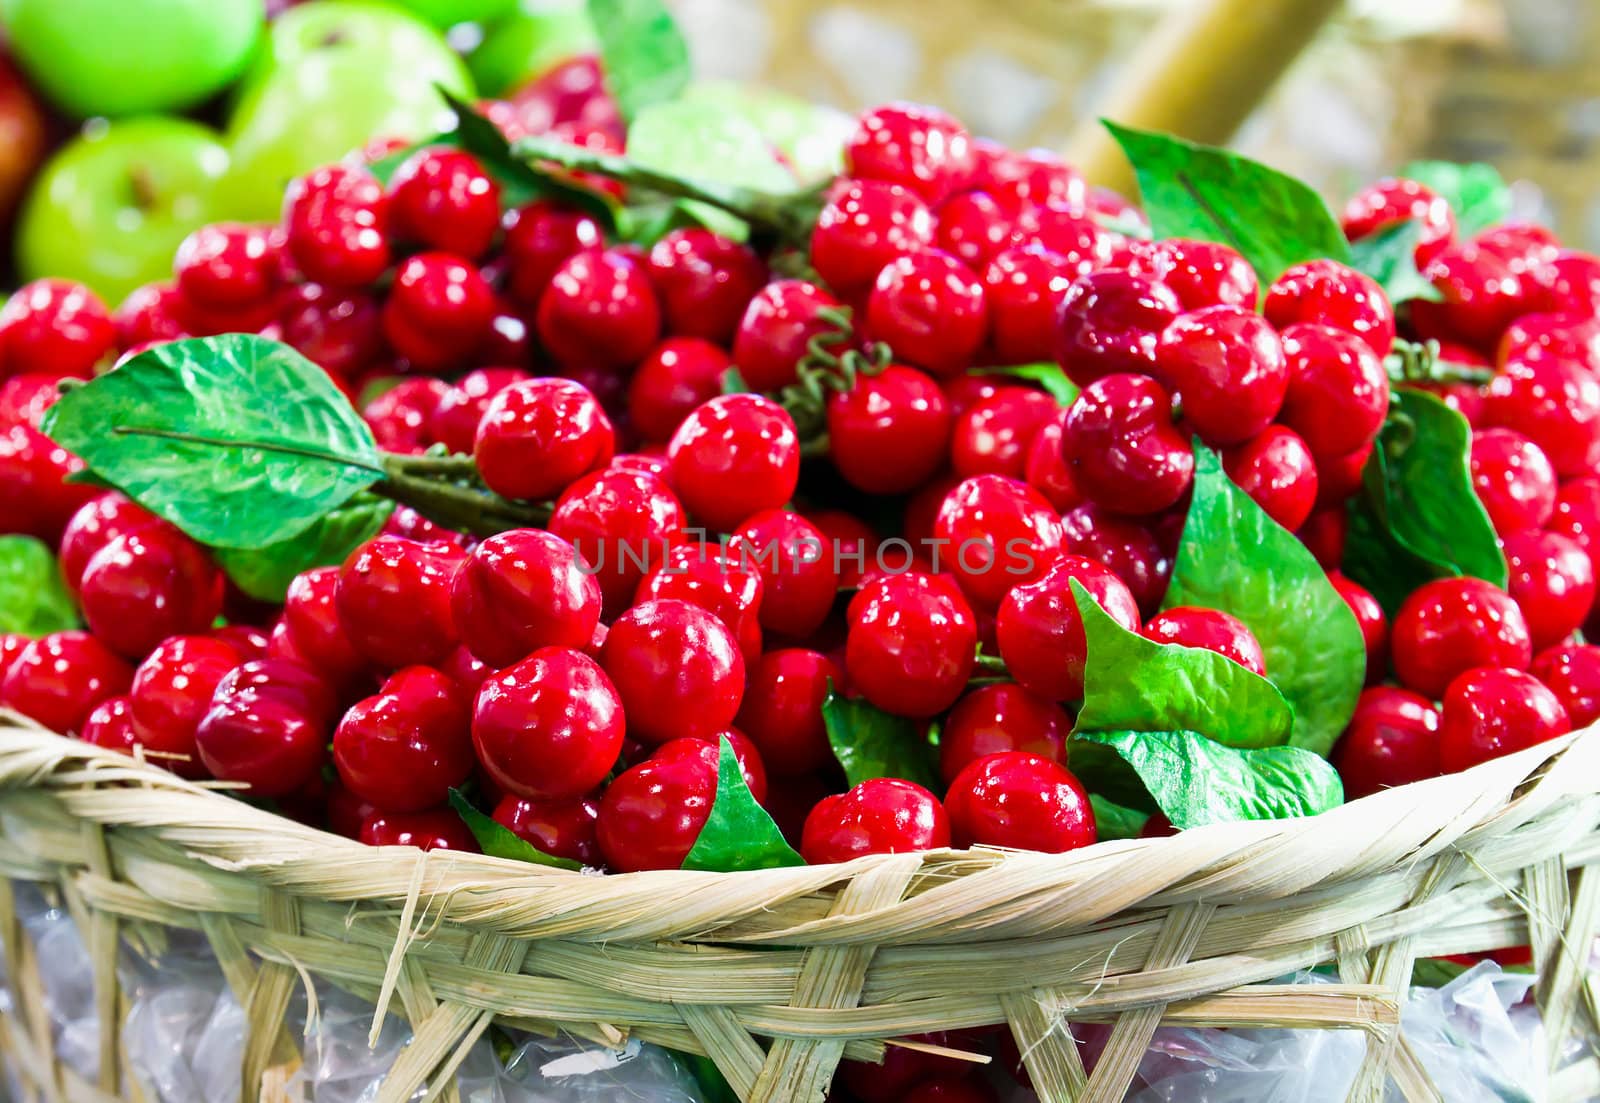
[3,0,265,118]
[221,0,473,222]
[468,0,595,97]
[389,0,517,30]
[16,118,230,306]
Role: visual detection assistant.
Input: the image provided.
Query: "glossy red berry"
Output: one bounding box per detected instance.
[1061,373,1194,516]
[278,283,382,380]
[846,572,976,717]
[78,527,224,660]
[1333,686,1442,799]
[983,246,1077,364]
[933,474,1064,608]
[473,377,615,501]
[493,793,601,866]
[0,373,62,430]
[1499,312,1600,375]
[1027,205,1112,271]
[451,529,602,668]
[1263,259,1394,358]
[810,178,934,295]
[381,252,495,370]
[112,282,189,349]
[473,646,625,800]
[173,222,282,317]
[81,695,138,757]
[126,635,241,777]
[358,808,476,851]
[549,468,685,614]
[1223,425,1319,532]
[646,228,768,343]
[0,424,95,541]
[1551,476,1600,583]
[1059,503,1171,615]
[1054,269,1181,387]
[945,751,1095,853]
[996,552,1139,701]
[1504,529,1595,651]
[1391,577,1532,698]
[0,631,132,734]
[801,778,950,864]
[281,566,366,685]
[500,200,603,306]
[731,280,843,393]
[1481,356,1600,478]
[282,163,391,288]
[949,387,1058,481]
[627,338,732,444]
[1528,250,1600,317]
[600,599,744,745]
[334,666,473,812]
[1530,642,1600,729]
[935,189,1013,269]
[1125,239,1258,312]
[1156,306,1288,444]
[385,148,500,259]
[194,659,334,797]
[845,102,974,204]
[1276,323,1390,459]
[1330,572,1387,684]
[58,493,160,593]
[1299,506,1348,570]
[1417,245,1527,351]
[362,377,448,454]
[424,367,528,455]
[0,278,114,380]
[637,541,763,660]
[667,394,800,533]
[826,364,951,494]
[537,248,661,370]
[1141,606,1266,674]
[1341,178,1455,266]
[980,144,1086,218]
[1439,666,1570,772]
[941,682,1070,784]
[336,536,465,669]
[735,648,840,776]
[730,510,839,639]
[1469,427,1556,537]
[1024,410,1082,512]
[653,734,767,804]
[595,748,716,872]
[865,250,988,376]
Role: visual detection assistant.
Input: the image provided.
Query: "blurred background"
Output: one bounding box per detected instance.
[0,0,1593,307]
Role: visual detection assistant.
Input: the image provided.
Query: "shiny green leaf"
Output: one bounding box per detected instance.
[448,789,581,870]
[682,736,804,871]
[823,691,941,791]
[216,495,395,602]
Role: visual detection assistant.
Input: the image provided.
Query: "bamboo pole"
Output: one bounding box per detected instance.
[1065,0,1346,194]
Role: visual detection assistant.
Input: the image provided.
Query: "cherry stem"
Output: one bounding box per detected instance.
[768,306,893,441]
[973,652,1010,676]
[1385,338,1494,386]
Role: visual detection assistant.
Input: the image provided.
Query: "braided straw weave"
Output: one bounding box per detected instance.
[0,711,1597,1103]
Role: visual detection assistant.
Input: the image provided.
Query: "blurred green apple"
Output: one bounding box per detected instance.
[16,118,230,305]
[3,0,265,118]
[221,0,473,222]
[469,1,595,97]
[389,0,517,30]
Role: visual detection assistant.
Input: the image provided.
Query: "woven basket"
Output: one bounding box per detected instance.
[0,712,1597,1103]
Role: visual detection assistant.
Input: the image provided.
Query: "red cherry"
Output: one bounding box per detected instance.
[281,566,366,685]
[360,808,479,851]
[1341,178,1456,266]
[1263,259,1394,358]
[335,536,465,669]
[0,278,114,380]
[1481,356,1600,479]
[1550,477,1600,584]
[1391,577,1532,698]
[1504,529,1595,651]
[278,283,382,380]
[941,682,1070,783]
[983,246,1078,364]
[1330,572,1387,684]
[846,572,976,717]
[1475,223,1562,276]
[1439,666,1569,772]
[1333,686,1441,799]
[636,541,764,661]
[845,102,975,204]
[730,509,839,639]
[537,248,661,370]
[549,468,686,615]
[0,373,62,430]
[1313,442,1374,511]
[666,394,800,533]
[428,367,530,456]
[1124,239,1258,312]
[933,474,1064,609]
[627,338,731,444]
[381,252,495,371]
[1027,205,1112,271]
[493,793,601,867]
[500,200,603,307]
[1059,503,1171,614]
[282,163,391,288]
[1156,305,1287,445]
[827,364,951,494]
[1141,606,1266,674]
[451,529,602,668]
[1276,323,1390,459]
[473,646,625,800]
[996,552,1140,701]
[800,778,950,863]
[600,599,744,744]
[194,659,334,797]
[1498,312,1600,375]
[865,250,988,377]
[1222,425,1319,532]
[385,148,501,259]
[79,527,224,660]
[173,223,282,312]
[57,493,160,594]
[360,377,446,455]
[945,751,1095,853]
[949,387,1058,480]
[0,423,96,541]
[81,695,139,757]
[1469,427,1557,537]
[1410,243,1525,349]
[731,280,843,393]
[127,635,241,777]
[1061,373,1194,516]
[935,189,1014,269]
[595,748,716,872]
[473,377,615,501]
[1024,410,1082,512]
[646,228,768,343]
[1530,643,1600,729]
[1054,270,1181,387]
[1299,507,1347,570]
[333,665,473,812]
[0,631,132,734]
[652,733,768,805]
[1528,250,1600,317]
[978,144,1086,217]
[735,648,840,776]
[810,178,934,296]
[112,282,189,349]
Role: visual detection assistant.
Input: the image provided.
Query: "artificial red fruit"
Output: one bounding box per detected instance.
[360,809,478,852]
[1060,372,1194,516]
[595,747,716,872]
[1439,666,1570,773]
[0,631,132,734]
[983,246,1077,364]
[493,793,602,867]
[0,278,114,380]
[1550,477,1600,584]
[381,252,496,371]
[473,646,625,801]
[193,659,334,798]
[474,377,615,501]
[865,249,988,376]
[1124,239,1258,311]
[426,367,530,455]
[81,695,138,758]
[1468,427,1557,537]
[945,751,1096,853]
[731,280,843,393]
[281,566,366,685]
[1142,606,1267,674]
[1222,425,1319,532]
[666,394,800,533]
[1024,411,1082,512]
[127,635,242,778]
[1410,243,1525,348]
[1313,442,1374,511]
[1054,269,1181,387]
[1026,204,1111,271]
[1333,686,1442,799]
[57,493,160,593]
[113,282,189,349]
[981,145,1087,217]
[826,363,952,494]
[385,147,501,259]
[451,528,602,668]
[941,682,1070,783]
[281,163,391,288]
[1155,305,1288,444]
[935,189,1013,269]
[1340,178,1456,267]
[636,541,764,660]
[362,377,449,454]
[1528,250,1600,317]
[0,374,62,430]
[278,283,382,380]
[537,248,662,370]
[333,665,473,813]
[646,228,768,343]
[735,648,841,776]
[846,572,976,717]
[1299,507,1347,570]
[1530,643,1600,729]
[549,468,686,614]
[1263,259,1394,358]
[810,178,934,296]
[653,733,768,805]
[1503,529,1595,651]
[808,509,878,589]
[1330,573,1387,684]
[996,552,1140,701]
[846,101,975,204]
[1391,577,1533,698]
[933,474,1064,608]
[800,778,950,864]
[173,222,282,312]
[1276,323,1390,459]
[627,338,732,444]
[78,527,224,660]
[1481,356,1600,478]
[1498,312,1600,375]
[1059,503,1171,614]
[335,536,465,669]
[730,510,839,639]
[949,387,1058,481]
[500,200,604,306]
[600,599,744,744]
[1475,222,1562,276]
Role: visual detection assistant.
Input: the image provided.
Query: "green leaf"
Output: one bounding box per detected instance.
[586,0,690,124]
[1343,388,1507,615]
[0,536,79,635]
[822,691,941,791]
[1163,444,1366,755]
[215,495,395,602]
[448,789,582,870]
[1072,729,1344,830]
[1071,579,1294,749]
[682,736,805,872]
[678,81,853,184]
[1103,120,1351,286]
[1089,793,1150,841]
[976,363,1080,405]
[1398,160,1513,238]
[1347,220,1444,305]
[624,100,798,242]
[40,336,383,551]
